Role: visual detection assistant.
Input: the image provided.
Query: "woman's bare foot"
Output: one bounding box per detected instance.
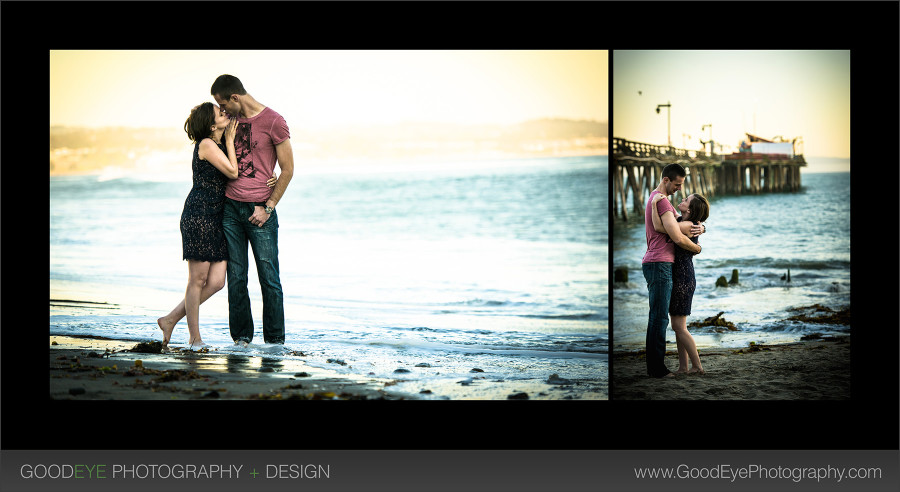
[688,367,706,375]
[674,368,689,374]
[186,339,210,351]
[157,317,176,345]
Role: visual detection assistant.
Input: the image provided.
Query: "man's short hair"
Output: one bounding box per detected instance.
[662,163,686,181]
[211,74,247,99]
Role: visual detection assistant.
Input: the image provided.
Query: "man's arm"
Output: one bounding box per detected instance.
[678,221,705,237]
[266,138,294,210]
[248,138,294,227]
[650,196,666,233]
[661,211,701,254]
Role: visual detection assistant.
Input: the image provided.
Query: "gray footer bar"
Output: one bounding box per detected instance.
[2,449,897,491]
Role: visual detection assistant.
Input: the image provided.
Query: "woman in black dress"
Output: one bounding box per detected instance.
[650,192,710,374]
[157,103,275,350]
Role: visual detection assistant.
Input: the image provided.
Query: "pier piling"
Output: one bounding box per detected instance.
[612,138,806,220]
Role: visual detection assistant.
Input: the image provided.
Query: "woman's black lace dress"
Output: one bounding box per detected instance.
[669,216,700,316]
[180,140,229,262]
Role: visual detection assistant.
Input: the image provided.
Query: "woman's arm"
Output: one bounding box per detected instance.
[199,139,239,179]
[222,119,239,179]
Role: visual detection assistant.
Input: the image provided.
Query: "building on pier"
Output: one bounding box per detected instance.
[612,135,806,221]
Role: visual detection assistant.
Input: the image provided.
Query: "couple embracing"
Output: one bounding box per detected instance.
[642,163,711,378]
[157,75,294,351]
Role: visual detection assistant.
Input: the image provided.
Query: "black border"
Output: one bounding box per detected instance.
[4,1,898,453]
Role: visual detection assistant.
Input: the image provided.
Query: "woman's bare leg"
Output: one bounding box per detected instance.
[158,261,227,345]
[671,314,704,373]
[673,317,689,373]
[184,260,213,345]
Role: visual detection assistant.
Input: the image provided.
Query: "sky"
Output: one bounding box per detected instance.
[50,50,608,130]
[613,50,850,159]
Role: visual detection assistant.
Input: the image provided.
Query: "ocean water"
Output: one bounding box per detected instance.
[612,171,850,351]
[50,155,608,399]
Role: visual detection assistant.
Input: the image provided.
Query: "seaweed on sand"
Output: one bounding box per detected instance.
[130,341,164,353]
[786,304,850,325]
[688,311,737,331]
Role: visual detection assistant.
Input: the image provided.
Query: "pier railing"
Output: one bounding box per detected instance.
[614,138,716,161]
[612,137,806,221]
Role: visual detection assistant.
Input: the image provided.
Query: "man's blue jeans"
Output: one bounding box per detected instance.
[222,198,285,344]
[642,262,673,377]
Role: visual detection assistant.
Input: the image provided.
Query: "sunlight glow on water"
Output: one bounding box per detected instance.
[51,155,609,398]
[613,172,850,350]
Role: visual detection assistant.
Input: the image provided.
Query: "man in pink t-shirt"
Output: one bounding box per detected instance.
[212,74,295,346]
[641,163,702,377]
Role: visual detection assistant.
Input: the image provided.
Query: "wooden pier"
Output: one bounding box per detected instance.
[612,137,806,221]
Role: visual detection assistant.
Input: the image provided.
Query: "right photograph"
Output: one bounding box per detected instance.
[610,50,850,400]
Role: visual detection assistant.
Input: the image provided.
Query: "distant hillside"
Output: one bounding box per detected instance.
[510,119,607,139]
[49,119,608,175]
[50,126,187,151]
[50,126,189,175]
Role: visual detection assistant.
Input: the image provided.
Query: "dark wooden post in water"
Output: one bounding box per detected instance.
[612,138,806,220]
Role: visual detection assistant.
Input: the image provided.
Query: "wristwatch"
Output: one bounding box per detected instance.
[264,205,274,214]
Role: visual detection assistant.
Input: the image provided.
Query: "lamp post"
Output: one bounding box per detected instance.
[701,123,713,156]
[656,102,671,150]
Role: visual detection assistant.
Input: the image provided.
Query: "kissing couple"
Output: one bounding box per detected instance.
[157,75,295,351]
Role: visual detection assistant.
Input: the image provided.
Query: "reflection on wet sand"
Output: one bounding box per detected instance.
[225,354,251,373]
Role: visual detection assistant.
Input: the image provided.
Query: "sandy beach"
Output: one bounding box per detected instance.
[49,335,605,400]
[49,336,406,401]
[611,336,850,400]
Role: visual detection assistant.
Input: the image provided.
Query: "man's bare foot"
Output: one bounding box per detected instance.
[157,317,176,345]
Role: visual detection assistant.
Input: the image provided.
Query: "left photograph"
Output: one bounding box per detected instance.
[49,50,609,400]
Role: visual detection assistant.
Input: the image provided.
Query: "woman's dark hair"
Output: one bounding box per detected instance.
[210,74,247,100]
[184,102,216,143]
[687,193,710,223]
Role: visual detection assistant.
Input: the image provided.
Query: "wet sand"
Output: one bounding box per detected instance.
[612,336,850,400]
[49,336,605,400]
[50,335,415,400]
